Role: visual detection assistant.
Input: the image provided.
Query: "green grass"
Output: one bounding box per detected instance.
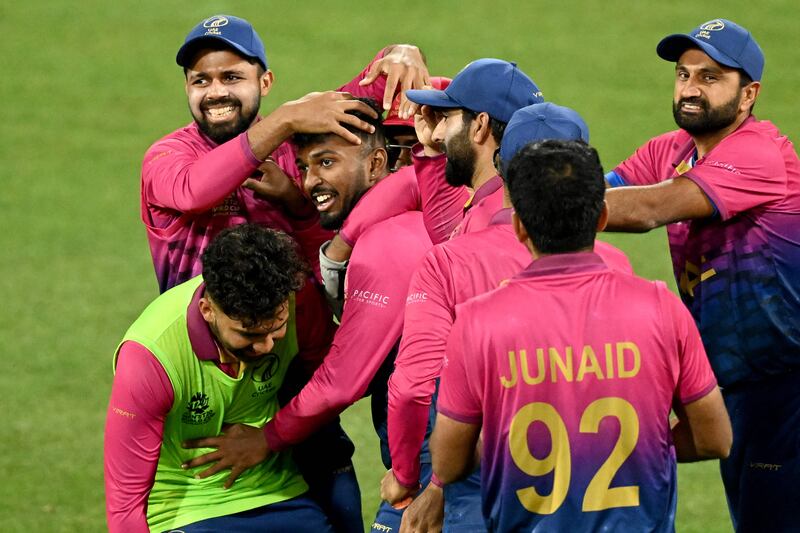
[3,0,798,530]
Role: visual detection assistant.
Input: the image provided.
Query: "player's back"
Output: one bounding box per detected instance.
[449,253,707,532]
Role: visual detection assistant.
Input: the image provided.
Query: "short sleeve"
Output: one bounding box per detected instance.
[684,130,787,220]
[437,312,483,424]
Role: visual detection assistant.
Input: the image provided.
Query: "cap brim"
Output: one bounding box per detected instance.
[656,34,740,71]
[405,89,462,109]
[177,36,263,68]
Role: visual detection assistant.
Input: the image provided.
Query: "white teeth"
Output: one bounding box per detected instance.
[314,194,332,204]
[206,106,234,118]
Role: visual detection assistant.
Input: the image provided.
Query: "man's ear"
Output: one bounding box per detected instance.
[512,211,529,244]
[472,112,492,145]
[597,200,609,232]
[740,80,760,114]
[260,69,275,98]
[198,296,215,325]
[368,147,388,183]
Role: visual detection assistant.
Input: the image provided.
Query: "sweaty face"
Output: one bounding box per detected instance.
[672,48,746,136]
[431,109,477,187]
[204,298,290,365]
[185,48,267,145]
[297,136,373,230]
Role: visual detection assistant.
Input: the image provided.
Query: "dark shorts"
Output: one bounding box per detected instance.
[168,495,333,533]
[720,371,800,532]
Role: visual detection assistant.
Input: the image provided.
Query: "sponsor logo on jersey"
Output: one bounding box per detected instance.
[406,291,428,305]
[182,392,216,424]
[251,353,280,398]
[348,288,390,308]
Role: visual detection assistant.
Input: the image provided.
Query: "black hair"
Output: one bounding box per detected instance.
[506,140,605,254]
[201,224,307,327]
[293,97,385,152]
[462,109,507,145]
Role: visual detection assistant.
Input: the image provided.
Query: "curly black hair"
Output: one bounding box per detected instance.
[201,224,307,327]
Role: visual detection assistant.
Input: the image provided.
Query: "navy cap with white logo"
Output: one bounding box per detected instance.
[406,58,544,123]
[176,15,268,70]
[657,19,764,81]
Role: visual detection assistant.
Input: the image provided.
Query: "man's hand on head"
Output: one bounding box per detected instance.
[416,105,443,156]
[181,423,272,489]
[276,91,379,145]
[360,45,430,118]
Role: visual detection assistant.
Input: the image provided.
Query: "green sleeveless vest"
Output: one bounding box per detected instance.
[115,276,307,531]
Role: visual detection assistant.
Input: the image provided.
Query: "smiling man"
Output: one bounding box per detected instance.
[603,19,800,530]
[104,224,335,532]
[181,99,434,532]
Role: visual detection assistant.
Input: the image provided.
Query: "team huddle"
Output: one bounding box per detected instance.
[104,14,800,533]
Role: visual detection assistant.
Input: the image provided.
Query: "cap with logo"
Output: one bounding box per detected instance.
[656,18,764,81]
[405,58,544,123]
[384,77,452,128]
[499,103,589,174]
[176,14,268,70]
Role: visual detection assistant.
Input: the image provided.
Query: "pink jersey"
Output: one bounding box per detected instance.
[263,212,432,449]
[141,50,390,293]
[448,175,505,239]
[338,147,466,246]
[438,253,717,531]
[613,115,800,386]
[388,210,632,486]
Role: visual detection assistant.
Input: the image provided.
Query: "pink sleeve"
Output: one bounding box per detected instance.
[105,342,174,533]
[413,147,470,244]
[263,239,413,450]
[436,311,483,424]
[338,166,421,246]
[661,289,717,404]
[613,134,675,187]
[336,49,389,100]
[684,131,787,220]
[388,250,454,487]
[142,132,261,213]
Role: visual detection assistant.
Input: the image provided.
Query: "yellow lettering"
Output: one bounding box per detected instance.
[521,349,546,385]
[549,346,573,383]
[501,350,519,388]
[577,345,604,381]
[616,342,641,378]
[604,343,614,379]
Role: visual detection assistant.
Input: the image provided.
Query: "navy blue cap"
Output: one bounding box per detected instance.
[499,103,589,173]
[406,58,544,123]
[657,19,764,81]
[176,15,268,70]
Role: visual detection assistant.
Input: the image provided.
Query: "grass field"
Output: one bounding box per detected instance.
[2,1,798,531]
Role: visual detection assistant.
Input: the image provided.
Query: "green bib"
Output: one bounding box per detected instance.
[115,276,307,531]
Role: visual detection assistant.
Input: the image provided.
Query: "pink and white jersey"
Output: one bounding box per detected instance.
[141,50,391,293]
[448,175,505,240]
[388,210,632,486]
[438,253,717,532]
[264,212,432,449]
[613,116,800,386]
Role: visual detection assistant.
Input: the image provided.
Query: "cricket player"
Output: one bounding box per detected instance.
[384,104,633,533]
[140,15,429,529]
[432,140,732,532]
[319,59,544,304]
[104,224,334,532]
[142,14,428,292]
[180,99,434,532]
[603,19,800,530]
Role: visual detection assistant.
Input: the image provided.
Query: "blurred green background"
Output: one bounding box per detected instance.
[2,1,797,531]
